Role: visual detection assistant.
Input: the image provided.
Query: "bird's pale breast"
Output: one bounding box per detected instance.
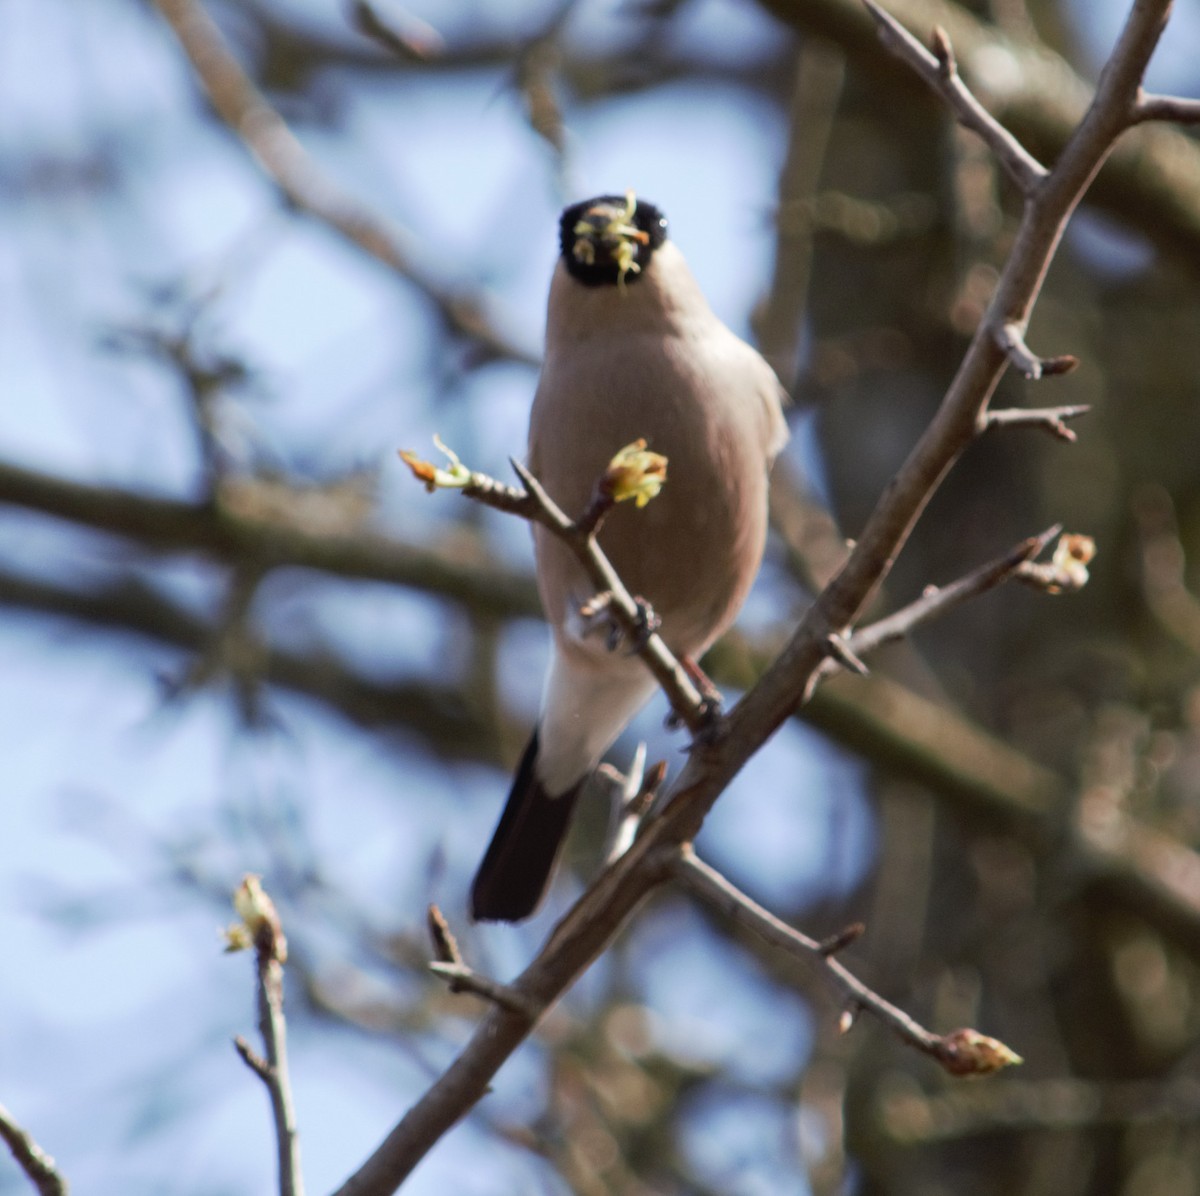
[529,324,776,660]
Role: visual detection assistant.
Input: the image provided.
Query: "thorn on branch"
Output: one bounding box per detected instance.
[930,25,954,75]
[348,0,443,61]
[824,632,871,676]
[427,903,464,968]
[507,456,565,528]
[994,322,1080,380]
[604,748,669,862]
[984,404,1091,441]
[234,1034,273,1082]
[819,922,867,957]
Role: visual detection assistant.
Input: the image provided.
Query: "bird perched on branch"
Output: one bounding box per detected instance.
[470,193,789,922]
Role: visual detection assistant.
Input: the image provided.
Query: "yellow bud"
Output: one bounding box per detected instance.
[222,923,253,954]
[604,439,668,508]
[231,873,287,963]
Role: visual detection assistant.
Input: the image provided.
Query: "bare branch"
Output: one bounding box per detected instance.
[1132,92,1200,125]
[404,450,712,733]
[150,0,534,366]
[983,404,1091,441]
[230,878,305,1196]
[815,525,1062,681]
[0,1104,68,1196]
[674,849,1021,1076]
[0,457,539,623]
[427,962,544,1021]
[862,2,1046,194]
[759,0,1200,269]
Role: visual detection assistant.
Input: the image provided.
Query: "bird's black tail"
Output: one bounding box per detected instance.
[470,731,584,922]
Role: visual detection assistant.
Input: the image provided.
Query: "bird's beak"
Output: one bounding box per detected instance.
[570,192,651,288]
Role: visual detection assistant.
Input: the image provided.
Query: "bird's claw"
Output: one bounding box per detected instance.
[576,591,661,654]
[664,653,724,738]
[663,694,724,746]
[625,596,661,655]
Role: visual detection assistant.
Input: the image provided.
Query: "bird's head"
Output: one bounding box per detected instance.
[558,192,668,290]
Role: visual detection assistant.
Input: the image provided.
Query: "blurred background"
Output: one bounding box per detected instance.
[3,0,1200,1193]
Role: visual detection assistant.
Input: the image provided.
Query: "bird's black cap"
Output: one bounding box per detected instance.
[559,194,668,288]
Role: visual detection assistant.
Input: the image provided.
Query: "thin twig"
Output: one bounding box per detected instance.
[862,2,1046,194]
[814,525,1062,681]
[674,849,1020,1076]
[428,962,544,1021]
[453,457,711,732]
[245,948,305,1196]
[0,1105,68,1196]
[984,404,1091,441]
[232,880,305,1196]
[150,0,533,366]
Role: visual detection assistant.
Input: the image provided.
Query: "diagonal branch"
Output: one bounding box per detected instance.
[402,447,711,731]
[814,525,1062,681]
[0,1105,68,1196]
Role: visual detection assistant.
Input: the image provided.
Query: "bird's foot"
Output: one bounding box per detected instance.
[625,595,662,654]
[577,591,661,654]
[664,656,724,741]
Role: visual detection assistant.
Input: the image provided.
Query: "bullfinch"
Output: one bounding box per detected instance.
[470,194,789,922]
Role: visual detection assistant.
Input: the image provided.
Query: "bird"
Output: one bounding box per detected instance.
[469,193,789,922]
